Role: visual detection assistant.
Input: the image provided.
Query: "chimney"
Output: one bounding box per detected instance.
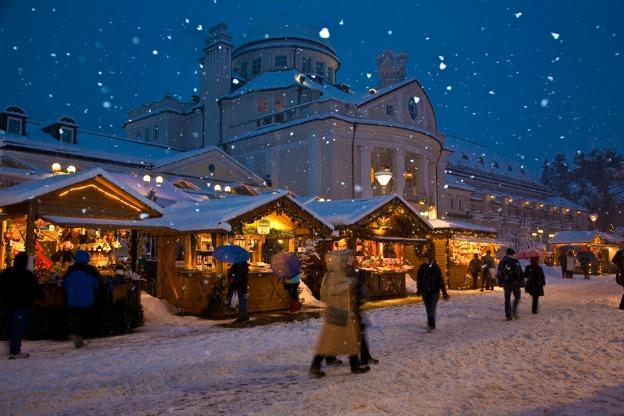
[376,49,408,88]
[1,106,28,136]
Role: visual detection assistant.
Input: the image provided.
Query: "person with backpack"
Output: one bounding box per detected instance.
[497,248,524,321]
[467,253,481,290]
[0,252,43,359]
[611,248,624,310]
[524,257,546,314]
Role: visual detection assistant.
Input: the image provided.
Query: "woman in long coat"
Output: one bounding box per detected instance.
[309,250,370,378]
[524,256,546,314]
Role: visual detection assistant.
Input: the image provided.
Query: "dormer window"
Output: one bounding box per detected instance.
[59,127,74,143]
[274,55,287,68]
[301,56,312,74]
[316,62,325,77]
[408,97,418,120]
[7,117,22,134]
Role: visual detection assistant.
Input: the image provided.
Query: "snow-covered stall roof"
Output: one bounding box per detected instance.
[143,190,334,233]
[0,167,162,215]
[110,173,203,207]
[300,194,431,230]
[41,215,171,231]
[425,218,497,234]
[550,231,624,245]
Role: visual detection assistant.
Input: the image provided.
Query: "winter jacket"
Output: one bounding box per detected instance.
[482,254,495,269]
[63,264,102,308]
[468,258,481,275]
[0,257,43,310]
[612,249,624,276]
[565,255,576,272]
[228,262,249,295]
[558,253,567,268]
[416,261,448,299]
[316,250,361,356]
[497,256,524,286]
[524,264,546,297]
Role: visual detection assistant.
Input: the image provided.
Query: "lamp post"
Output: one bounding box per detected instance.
[589,213,598,230]
[143,174,158,201]
[374,167,393,195]
[537,229,544,246]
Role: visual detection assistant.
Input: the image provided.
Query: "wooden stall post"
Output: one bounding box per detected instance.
[25,201,36,271]
[0,220,6,269]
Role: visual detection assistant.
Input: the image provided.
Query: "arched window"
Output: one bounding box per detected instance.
[408,97,418,120]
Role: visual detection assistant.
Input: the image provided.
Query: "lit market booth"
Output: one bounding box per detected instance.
[551,231,624,274]
[426,218,500,289]
[0,168,163,338]
[145,191,334,315]
[303,195,432,299]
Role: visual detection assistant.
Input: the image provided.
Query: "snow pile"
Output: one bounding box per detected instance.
[141,292,184,325]
[299,280,321,307]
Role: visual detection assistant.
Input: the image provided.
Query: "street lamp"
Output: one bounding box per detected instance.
[142,174,157,201]
[374,167,393,195]
[66,165,76,174]
[589,213,598,229]
[537,229,544,246]
[51,163,62,175]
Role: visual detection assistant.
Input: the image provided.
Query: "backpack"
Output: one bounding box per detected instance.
[497,258,522,286]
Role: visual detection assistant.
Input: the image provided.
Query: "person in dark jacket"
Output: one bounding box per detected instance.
[612,248,624,310]
[497,248,524,321]
[0,252,43,359]
[63,250,101,348]
[524,257,546,314]
[558,251,567,279]
[416,255,449,332]
[481,250,496,291]
[228,262,249,323]
[467,253,481,290]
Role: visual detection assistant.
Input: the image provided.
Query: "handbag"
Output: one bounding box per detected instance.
[230,290,239,308]
[325,307,348,326]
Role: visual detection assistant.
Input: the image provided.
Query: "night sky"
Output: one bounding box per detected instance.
[1,0,623,171]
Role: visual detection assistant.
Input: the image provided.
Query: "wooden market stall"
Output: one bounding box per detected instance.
[551,231,624,274]
[427,219,501,290]
[146,191,334,315]
[303,195,432,299]
[0,168,163,339]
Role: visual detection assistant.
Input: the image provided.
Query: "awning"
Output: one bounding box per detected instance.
[365,236,427,243]
[43,215,173,231]
[450,235,510,245]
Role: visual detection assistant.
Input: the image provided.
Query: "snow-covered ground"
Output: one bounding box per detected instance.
[1,268,623,416]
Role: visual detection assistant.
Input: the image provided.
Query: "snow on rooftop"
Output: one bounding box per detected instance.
[426,218,497,234]
[301,195,398,226]
[550,230,624,244]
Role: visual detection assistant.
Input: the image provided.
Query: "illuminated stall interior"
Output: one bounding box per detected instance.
[551,231,624,274]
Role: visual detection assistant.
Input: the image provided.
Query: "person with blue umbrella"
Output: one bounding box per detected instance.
[213,245,251,323]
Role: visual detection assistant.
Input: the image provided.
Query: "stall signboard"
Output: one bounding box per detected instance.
[257,219,270,235]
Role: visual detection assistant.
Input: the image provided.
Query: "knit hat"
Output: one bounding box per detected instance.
[74,250,90,265]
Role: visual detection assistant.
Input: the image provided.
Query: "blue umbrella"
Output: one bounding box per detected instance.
[212,244,251,264]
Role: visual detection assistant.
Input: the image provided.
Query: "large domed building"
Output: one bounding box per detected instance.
[124,23,446,212]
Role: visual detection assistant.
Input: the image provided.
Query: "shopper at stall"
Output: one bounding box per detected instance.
[416,254,449,332]
[63,250,102,348]
[497,248,524,321]
[481,250,496,291]
[467,253,481,290]
[565,250,576,279]
[558,251,567,279]
[309,250,370,378]
[524,257,546,314]
[0,252,43,359]
[228,261,249,323]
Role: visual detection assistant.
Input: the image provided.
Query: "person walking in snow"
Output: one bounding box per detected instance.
[63,250,102,348]
[467,253,481,290]
[309,250,370,378]
[228,261,249,323]
[0,252,43,359]
[481,250,496,291]
[558,251,567,279]
[416,254,449,332]
[497,248,524,321]
[565,250,576,279]
[524,257,546,314]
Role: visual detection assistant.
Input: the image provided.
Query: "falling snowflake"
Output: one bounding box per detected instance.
[551,32,560,40]
[446,85,453,91]
[439,62,447,70]
[102,101,111,108]
[319,27,330,39]
[152,50,159,55]
[439,55,445,61]
[540,98,549,107]
[132,37,140,45]
[387,30,393,35]
[488,90,495,95]
[12,46,18,50]
[514,12,523,18]
[366,73,372,78]
[197,24,203,31]
[547,75,554,81]
[185,18,190,24]
[413,96,420,103]
[339,19,344,25]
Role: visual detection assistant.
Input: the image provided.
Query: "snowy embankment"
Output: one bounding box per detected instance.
[1,269,623,416]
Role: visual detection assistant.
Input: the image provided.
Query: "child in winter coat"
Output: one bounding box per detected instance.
[524,257,546,314]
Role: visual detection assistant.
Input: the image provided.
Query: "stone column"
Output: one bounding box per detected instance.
[419,157,429,201]
[360,145,372,197]
[393,149,405,197]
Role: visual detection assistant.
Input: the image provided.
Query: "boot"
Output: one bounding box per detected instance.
[288,299,301,314]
